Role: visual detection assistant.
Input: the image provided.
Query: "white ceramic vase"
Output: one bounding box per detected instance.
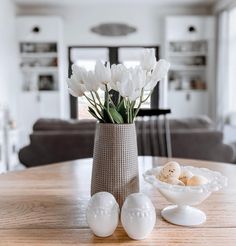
[121,193,156,240]
[86,192,120,237]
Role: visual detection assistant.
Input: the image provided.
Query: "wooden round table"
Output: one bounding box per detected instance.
[0,156,235,245]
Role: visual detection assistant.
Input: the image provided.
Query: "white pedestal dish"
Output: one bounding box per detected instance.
[161,205,206,226]
[143,165,227,227]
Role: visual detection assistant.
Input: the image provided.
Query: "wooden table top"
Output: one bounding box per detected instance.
[0,156,235,245]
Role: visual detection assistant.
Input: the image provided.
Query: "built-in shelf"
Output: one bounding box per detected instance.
[169,89,207,92]
[168,52,207,57]
[170,65,206,71]
[22,90,59,93]
[21,67,58,73]
[21,52,58,58]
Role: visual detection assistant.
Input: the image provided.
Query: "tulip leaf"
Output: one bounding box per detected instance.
[102,108,113,123]
[117,99,128,123]
[109,107,124,124]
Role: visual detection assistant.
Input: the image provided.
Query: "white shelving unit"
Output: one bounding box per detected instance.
[165,16,215,118]
[16,16,67,146]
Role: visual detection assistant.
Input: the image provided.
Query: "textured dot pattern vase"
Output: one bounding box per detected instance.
[91,123,139,207]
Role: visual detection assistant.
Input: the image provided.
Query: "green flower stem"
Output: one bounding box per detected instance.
[129,100,133,123]
[130,104,132,123]
[127,102,130,123]
[141,91,152,103]
[123,98,128,123]
[90,91,97,104]
[105,86,116,108]
[94,91,105,109]
[130,100,136,123]
[84,94,96,107]
[88,92,104,119]
[105,85,109,107]
[117,93,121,105]
[133,88,144,120]
[117,97,124,110]
[105,85,115,123]
[84,96,101,120]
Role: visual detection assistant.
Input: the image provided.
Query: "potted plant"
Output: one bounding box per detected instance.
[67,49,170,206]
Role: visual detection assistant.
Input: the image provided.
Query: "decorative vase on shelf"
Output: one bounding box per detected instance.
[67,48,170,207]
[91,123,139,206]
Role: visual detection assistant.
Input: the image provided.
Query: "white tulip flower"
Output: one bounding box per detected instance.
[144,72,156,91]
[140,49,156,71]
[117,78,140,101]
[129,66,146,90]
[71,64,88,85]
[67,64,88,97]
[110,64,128,91]
[95,60,111,86]
[116,66,145,101]
[151,59,170,82]
[67,75,86,97]
[85,71,100,92]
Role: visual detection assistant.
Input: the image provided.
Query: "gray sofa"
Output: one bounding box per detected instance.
[19,116,235,167]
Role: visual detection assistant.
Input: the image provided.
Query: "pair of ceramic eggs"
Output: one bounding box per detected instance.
[86,192,156,240]
[158,161,208,186]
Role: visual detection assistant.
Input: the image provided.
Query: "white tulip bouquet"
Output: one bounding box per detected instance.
[67,49,170,124]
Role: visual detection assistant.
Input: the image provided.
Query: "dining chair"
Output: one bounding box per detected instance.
[136,108,172,157]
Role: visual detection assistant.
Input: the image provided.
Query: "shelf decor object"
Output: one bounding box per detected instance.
[67,49,170,206]
[143,165,227,226]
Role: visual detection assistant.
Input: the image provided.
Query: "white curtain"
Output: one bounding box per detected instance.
[216,10,229,129]
[228,7,236,117]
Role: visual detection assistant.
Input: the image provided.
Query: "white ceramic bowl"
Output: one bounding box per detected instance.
[143,165,227,226]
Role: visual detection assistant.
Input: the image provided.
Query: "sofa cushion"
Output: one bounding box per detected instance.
[168,115,213,130]
[33,118,96,131]
[33,115,213,133]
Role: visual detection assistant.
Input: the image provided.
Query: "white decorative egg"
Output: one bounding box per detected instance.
[165,177,185,186]
[187,175,208,186]
[179,170,193,185]
[86,192,120,237]
[160,161,181,179]
[121,193,156,240]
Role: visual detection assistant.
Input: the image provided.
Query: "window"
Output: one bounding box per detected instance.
[70,48,109,119]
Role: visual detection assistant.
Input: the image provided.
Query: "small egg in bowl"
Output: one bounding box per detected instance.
[143,162,227,226]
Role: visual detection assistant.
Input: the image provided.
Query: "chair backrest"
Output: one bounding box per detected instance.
[136,109,171,157]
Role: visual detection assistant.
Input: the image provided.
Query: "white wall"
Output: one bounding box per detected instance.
[0,0,20,120]
[16,3,213,121]
[17,4,212,53]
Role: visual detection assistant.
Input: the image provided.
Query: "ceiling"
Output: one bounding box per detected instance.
[14,0,219,7]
